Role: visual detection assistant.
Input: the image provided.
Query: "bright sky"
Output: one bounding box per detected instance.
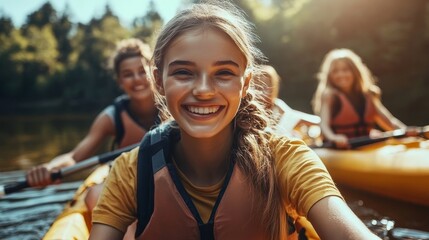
[0,0,185,27]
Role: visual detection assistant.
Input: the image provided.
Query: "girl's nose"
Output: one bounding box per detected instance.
[192,74,215,99]
[134,72,146,82]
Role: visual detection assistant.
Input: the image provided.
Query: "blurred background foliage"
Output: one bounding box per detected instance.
[0,0,428,125]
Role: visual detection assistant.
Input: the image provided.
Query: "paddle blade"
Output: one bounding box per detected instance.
[420,126,429,139]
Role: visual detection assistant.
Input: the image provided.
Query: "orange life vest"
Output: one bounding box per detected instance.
[330,92,376,138]
[111,95,153,149]
[135,122,319,240]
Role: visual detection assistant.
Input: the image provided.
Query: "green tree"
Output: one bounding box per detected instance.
[14,25,59,100]
[0,18,21,100]
[132,0,163,45]
[52,4,73,64]
[0,15,13,34]
[23,2,57,30]
[63,4,128,106]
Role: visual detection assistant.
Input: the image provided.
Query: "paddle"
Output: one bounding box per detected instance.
[316,125,429,149]
[390,227,429,239]
[0,143,139,197]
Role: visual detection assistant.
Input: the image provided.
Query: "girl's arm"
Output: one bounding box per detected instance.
[371,95,406,131]
[308,196,380,240]
[26,113,115,187]
[89,224,124,240]
[319,90,349,148]
[67,113,116,162]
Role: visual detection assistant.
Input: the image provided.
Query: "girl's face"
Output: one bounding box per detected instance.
[118,57,152,100]
[328,59,355,93]
[157,27,250,139]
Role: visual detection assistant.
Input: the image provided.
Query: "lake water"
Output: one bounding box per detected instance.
[0,114,428,239]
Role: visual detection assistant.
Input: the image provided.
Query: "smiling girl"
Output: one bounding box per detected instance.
[26,38,158,190]
[90,3,379,240]
[312,48,407,148]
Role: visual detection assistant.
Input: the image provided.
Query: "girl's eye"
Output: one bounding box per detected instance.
[218,70,234,75]
[216,69,236,79]
[122,72,133,78]
[172,69,193,78]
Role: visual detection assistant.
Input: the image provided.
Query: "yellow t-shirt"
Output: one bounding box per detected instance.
[173,159,225,223]
[92,136,341,233]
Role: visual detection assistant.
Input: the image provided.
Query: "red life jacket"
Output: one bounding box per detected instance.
[330,92,376,138]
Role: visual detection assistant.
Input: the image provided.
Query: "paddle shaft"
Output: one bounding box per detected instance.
[348,128,406,148]
[0,143,139,197]
[317,125,429,149]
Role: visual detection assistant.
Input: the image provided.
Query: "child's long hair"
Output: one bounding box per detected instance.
[312,48,380,114]
[150,1,286,239]
[254,65,282,108]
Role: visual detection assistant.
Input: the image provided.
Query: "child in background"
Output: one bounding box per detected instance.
[90,3,379,240]
[312,48,408,149]
[256,64,320,140]
[26,38,158,209]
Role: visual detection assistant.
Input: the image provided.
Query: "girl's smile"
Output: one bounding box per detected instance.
[184,105,223,117]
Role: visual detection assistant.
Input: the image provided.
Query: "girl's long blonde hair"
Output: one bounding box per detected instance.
[150,1,286,239]
[312,48,380,114]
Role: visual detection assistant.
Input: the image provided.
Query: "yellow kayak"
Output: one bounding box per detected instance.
[43,164,109,240]
[313,137,429,207]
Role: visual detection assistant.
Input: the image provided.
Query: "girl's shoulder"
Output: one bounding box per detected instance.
[268,134,310,154]
[268,134,322,172]
[101,105,115,121]
[111,146,140,174]
[321,87,340,101]
[367,85,381,98]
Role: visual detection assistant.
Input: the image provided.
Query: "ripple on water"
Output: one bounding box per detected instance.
[0,181,81,239]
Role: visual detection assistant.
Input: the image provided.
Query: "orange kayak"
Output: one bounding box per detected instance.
[313,137,429,207]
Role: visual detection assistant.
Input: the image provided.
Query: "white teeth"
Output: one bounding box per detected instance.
[134,86,145,91]
[187,106,220,115]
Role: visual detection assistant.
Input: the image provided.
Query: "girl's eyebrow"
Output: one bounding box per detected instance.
[168,60,194,67]
[214,60,239,68]
[168,60,240,68]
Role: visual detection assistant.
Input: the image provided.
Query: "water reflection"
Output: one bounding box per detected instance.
[0,114,98,171]
[339,185,429,239]
[339,185,429,232]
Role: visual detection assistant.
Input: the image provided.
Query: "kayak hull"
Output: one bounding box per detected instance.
[313,138,429,207]
[43,164,109,240]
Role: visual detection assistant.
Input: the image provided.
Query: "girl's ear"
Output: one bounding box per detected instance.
[118,80,124,90]
[242,72,252,97]
[117,77,125,91]
[153,68,165,95]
